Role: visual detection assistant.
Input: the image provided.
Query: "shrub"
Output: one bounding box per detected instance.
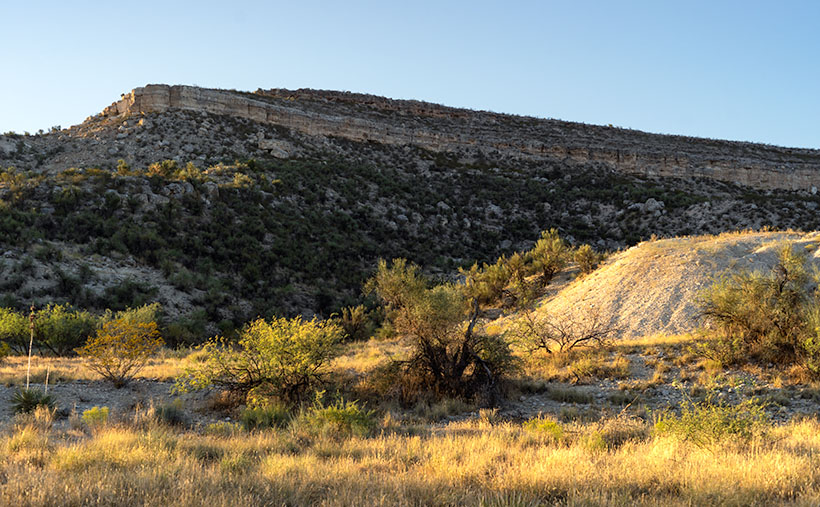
[654,393,768,447]
[0,307,27,354]
[527,229,569,286]
[35,304,98,356]
[523,416,564,442]
[512,306,619,353]
[698,244,820,372]
[239,403,291,431]
[81,406,109,428]
[574,244,604,274]
[155,399,188,426]
[11,388,56,414]
[501,252,536,307]
[100,302,162,326]
[337,304,375,342]
[204,421,243,437]
[297,396,375,438]
[366,258,516,403]
[76,318,163,388]
[175,316,342,405]
[0,340,9,363]
[146,159,180,179]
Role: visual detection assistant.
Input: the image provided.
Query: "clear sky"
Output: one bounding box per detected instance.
[3,1,819,148]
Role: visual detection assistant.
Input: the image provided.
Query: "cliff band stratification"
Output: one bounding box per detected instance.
[102,84,820,192]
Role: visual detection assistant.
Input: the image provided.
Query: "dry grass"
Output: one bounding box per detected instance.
[0,350,190,386]
[329,337,412,375]
[2,413,820,505]
[519,347,633,383]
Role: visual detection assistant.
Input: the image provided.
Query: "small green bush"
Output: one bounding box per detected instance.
[574,244,604,274]
[0,307,29,354]
[0,340,10,363]
[523,416,564,442]
[298,396,375,438]
[527,229,569,286]
[146,159,180,179]
[155,399,188,426]
[100,302,162,326]
[81,406,109,428]
[11,388,56,414]
[337,305,375,342]
[76,318,163,388]
[239,403,291,431]
[204,421,243,437]
[654,393,768,447]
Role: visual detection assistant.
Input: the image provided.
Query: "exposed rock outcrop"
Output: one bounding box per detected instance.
[99,84,820,191]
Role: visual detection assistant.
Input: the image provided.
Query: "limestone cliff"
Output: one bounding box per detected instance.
[102,84,820,192]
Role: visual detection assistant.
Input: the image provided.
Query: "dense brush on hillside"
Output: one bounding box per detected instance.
[2,88,820,331]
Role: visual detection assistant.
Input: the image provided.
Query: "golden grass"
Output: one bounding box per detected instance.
[520,347,632,383]
[2,415,820,505]
[0,350,190,386]
[329,337,412,375]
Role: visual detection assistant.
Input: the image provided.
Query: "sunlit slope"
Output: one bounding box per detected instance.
[532,231,820,339]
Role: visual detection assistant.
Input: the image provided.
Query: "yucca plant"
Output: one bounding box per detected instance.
[11,388,56,414]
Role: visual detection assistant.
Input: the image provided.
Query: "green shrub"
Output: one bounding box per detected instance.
[0,340,10,363]
[367,258,517,403]
[155,399,188,426]
[574,244,604,274]
[36,304,98,356]
[100,302,162,326]
[527,229,569,286]
[523,416,564,442]
[11,388,56,414]
[298,396,375,438]
[239,403,291,431]
[337,304,375,342]
[146,159,180,179]
[0,307,29,354]
[698,244,820,373]
[175,316,342,405]
[204,421,243,437]
[545,386,594,404]
[654,393,768,447]
[81,406,109,428]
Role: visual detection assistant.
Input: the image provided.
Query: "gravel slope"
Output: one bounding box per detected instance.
[534,230,820,339]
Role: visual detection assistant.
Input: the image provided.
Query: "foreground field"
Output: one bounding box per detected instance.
[2,412,820,506]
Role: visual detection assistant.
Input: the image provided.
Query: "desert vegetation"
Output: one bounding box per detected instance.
[2,231,820,503]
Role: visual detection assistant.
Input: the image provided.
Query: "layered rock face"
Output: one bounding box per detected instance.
[102,84,820,192]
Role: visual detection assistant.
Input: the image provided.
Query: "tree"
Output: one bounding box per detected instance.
[512,306,619,353]
[367,258,515,403]
[175,316,342,405]
[36,304,98,356]
[77,318,163,388]
[527,229,569,286]
[0,308,28,354]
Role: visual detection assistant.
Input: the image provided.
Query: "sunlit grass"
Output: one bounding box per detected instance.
[0,350,191,386]
[329,337,412,375]
[1,414,820,505]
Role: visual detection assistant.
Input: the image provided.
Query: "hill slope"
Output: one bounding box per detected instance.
[2,85,820,334]
[528,231,820,339]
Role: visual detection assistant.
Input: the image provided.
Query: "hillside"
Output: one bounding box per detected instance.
[3,84,820,334]
[512,230,820,339]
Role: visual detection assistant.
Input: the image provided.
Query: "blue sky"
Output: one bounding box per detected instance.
[3,1,819,148]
